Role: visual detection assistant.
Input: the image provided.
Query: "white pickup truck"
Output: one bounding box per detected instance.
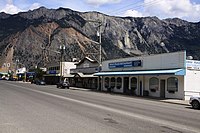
[189,96,200,109]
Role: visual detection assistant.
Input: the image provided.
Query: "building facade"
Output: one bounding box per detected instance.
[95,51,200,100]
[70,57,98,89]
[45,62,76,84]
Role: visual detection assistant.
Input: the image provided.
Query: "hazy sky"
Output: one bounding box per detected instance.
[0,0,200,22]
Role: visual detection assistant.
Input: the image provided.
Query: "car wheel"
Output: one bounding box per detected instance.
[192,100,200,109]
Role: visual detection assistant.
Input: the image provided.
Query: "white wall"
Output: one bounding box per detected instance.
[62,62,76,77]
[102,51,186,72]
[145,75,184,99]
[185,70,200,100]
[101,75,185,99]
[99,51,187,99]
[101,76,124,93]
[165,76,184,99]
[145,76,160,98]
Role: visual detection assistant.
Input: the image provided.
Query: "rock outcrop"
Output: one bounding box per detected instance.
[0,7,200,69]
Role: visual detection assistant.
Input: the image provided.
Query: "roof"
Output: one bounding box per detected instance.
[94,69,186,76]
[74,73,97,78]
[44,74,74,77]
[75,57,98,66]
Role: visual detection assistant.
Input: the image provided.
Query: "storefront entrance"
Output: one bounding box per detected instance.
[130,77,137,95]
[160,80,166,98]
[123,77,129,94]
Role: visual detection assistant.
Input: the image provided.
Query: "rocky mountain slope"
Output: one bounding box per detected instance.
[0,7,200,69]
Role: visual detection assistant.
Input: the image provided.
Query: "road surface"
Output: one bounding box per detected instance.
[0,80,199,133]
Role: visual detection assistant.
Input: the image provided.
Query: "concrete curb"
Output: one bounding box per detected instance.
[159,100,190,106]
[70,88,190,106]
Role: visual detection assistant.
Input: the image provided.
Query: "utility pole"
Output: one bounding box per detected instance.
[86,19,103,91]
[86,20,102,68]
[98,21,102,68]
[60,45,65,82]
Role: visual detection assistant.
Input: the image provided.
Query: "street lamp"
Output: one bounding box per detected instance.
[60,45,65,82]
[15,59,19,74]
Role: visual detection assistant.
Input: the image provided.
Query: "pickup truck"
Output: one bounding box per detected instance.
[189,96,200,109]
[56,81,70,89]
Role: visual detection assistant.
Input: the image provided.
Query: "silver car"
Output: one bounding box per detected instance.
[189,96,200,109]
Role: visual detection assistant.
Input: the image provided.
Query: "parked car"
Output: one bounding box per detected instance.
[189,96,200,109]
[56,81,69,89]
[35,80,46,85]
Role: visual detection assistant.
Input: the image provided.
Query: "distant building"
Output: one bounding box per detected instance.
[14,67,26,81]
[70,57,98,89]
[45,62,76,84]
[95,51,200,100]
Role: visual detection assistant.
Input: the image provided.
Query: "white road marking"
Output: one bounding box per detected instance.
[5,82,200,133]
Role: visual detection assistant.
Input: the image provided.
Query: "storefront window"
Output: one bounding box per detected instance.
[131,77,137,90]
[167,77,178,92]
[110,77,115,88]
[104,77,109,88]
[149,77,159,92]
[116,77,122,89]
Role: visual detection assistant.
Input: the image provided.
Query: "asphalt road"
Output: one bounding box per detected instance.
[0,80,200,133]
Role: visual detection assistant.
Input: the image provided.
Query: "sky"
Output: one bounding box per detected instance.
[0,0,200,22]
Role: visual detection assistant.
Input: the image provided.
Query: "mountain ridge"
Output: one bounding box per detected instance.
[0,7,200,69]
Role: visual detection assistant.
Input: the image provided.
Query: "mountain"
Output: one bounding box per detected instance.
[0,7,200,69]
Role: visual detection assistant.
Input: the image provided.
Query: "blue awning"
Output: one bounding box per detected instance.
[94,69,185,76]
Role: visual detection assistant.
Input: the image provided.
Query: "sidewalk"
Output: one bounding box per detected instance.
[15,82,190,106]
[70,87,190,106]
[159,99,189,106]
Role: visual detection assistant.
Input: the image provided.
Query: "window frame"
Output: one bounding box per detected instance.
[167,77,178,92]
[149,77,159,92]
[131,77,137,90]
[110,77,116,88]
[104,77,110,88]
[116,77,122,89]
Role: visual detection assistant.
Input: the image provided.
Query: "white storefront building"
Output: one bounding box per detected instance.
[95,51,200,100]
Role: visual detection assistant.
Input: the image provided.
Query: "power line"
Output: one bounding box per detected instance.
[106,0,161,16]
[106,0,143,14]
[115,0,161,16]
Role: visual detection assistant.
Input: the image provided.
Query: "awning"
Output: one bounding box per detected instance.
[94,69,185,76]
[74,73,98,78]
[44,74,74,77]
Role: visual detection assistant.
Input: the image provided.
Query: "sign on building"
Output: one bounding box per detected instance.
[186,60,200,70]
[109,60,142,69]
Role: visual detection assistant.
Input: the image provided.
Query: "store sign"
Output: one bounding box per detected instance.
[186,60,200,70]
[109,60,142,69]
[49,70,57,74]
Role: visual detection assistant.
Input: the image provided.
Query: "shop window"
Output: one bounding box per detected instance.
[104,77,109,88]
[110,77,115,88]
[131,77,137,90]
[167,77,178,93]
[116,77,122,89]
[149,77,159,92]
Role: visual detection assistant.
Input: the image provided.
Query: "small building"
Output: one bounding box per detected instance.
[16,67,26,81]
[45,62,76,84]
[94,51,200,100]
[70,57,99,89]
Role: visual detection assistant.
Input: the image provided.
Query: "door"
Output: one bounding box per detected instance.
[160,80,165,98]
[139,81,142,96]
[123,77,129,94]
[130,77,137,95]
